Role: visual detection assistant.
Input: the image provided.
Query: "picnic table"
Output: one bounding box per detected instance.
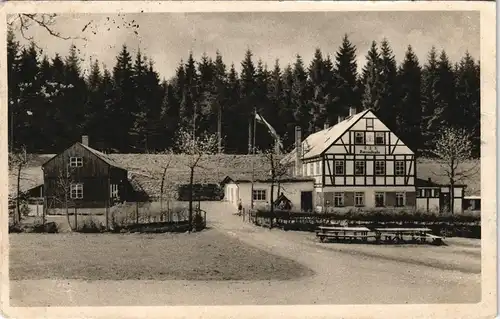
[374,227,443,244]
[316,226,372,242]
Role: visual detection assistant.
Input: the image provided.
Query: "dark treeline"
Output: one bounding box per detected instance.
[8,30,480,157]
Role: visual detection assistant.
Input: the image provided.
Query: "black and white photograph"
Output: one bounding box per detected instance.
[2,1,496,318]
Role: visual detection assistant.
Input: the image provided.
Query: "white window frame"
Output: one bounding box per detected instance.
[354,132,365,144]
[375,132,385,145]
[375,160,386,176]
[335,160,344,175]
[69,156,83,167]
[395,192,405,207]
[395,160,405,176]
[70,183,83,199]
[110,184,119,198]
[315,162,320,175]
[253,189,267,201]
[355,192,365,207]
[355,161,365,175]
[366,118,374,130]
[334,192,344,207]
[375,192,385,207]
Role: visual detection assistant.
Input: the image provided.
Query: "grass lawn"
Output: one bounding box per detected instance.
[9,229,314,281]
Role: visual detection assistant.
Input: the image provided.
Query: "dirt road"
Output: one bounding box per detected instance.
[10,202,481,306]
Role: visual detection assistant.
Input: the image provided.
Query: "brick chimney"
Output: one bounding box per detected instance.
[295,126,302,176]
[324,122,329,130]
[82,135,89,146]
[349,106,357,117]
[338,115,344,123]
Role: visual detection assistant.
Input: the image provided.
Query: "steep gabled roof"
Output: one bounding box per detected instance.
[281,109,370,163]
[42,142,126,170]
[79,143,126,170]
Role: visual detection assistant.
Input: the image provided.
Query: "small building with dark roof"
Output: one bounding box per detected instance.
[41,136,137,209]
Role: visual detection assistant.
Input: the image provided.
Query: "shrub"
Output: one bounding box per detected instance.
[78,217,105,233]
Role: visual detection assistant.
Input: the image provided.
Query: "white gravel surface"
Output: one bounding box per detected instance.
[10,202,481,306]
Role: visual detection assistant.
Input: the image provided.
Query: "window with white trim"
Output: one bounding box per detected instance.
[315,162,320,175]
[375,132,385,145]
[396,192,405,207]
[395,160,405,176]
[70,183,83,199]
[375,192,385,207]
[253,189,266,201]
[366,118,374,130]
[110,184,119,198]
[375,160,386,175]
[69,157,83,167]
[334,192,344,207]
[354,132,365,144]
[355,161,365,175]
[355,192,365,207]
[335,160,344,175]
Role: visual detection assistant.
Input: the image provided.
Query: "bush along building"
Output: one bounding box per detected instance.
[41,136,144,209]
[274,107,467,214]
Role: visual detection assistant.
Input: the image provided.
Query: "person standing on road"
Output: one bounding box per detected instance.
[237,199,243,215]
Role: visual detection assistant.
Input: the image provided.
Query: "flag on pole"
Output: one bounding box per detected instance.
[255,112,283,152]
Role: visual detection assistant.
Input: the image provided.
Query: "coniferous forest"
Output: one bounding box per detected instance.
[7,29,481,157]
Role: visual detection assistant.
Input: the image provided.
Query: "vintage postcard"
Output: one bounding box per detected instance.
[1,1,496,318]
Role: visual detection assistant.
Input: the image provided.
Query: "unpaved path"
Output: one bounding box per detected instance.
[10,202,481,306]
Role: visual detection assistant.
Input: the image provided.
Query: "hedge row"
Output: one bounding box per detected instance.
[254,209,481,224]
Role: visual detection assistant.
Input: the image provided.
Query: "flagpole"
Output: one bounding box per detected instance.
[251,107,256,210]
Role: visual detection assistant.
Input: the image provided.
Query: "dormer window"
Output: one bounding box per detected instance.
[354,132,365,144]
[69,157,83,167]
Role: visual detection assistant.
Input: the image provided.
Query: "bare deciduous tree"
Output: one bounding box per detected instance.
[8,146,33,225]
[157,150,175,216]
[8,13,141,48]
[432,127,479,215]
[258,148,289,215]
[53,165,78,231]
[175,128,218,232]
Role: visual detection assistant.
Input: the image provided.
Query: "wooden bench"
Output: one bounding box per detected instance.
[316,226,372,243]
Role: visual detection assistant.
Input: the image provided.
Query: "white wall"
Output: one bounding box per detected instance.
[416,198,440,212]
[229,181,314,211]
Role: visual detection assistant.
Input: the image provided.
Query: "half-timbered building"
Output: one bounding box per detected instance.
[282,107,416,211]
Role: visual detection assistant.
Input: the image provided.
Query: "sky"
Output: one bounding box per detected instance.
[11,11,480,81]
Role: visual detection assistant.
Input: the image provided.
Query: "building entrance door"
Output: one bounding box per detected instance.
[301,191,313,212]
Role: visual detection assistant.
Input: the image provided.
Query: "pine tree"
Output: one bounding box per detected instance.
[83,59,103,147]
[396,45,422,151]
[16,42,41,151]
[308,48,328,132]
[378,39,398,128]
[7,28,21,151]
[63,44,87,146]
[130,48,149,151]
[361,41,383,112]
[435,50,457,127]
[420,46,441,154]
[224,64,242,153]
[334,34,360,116]
[180,52,199,132]
[291,54,311,134]
[280,64,296,149]
[112,45,135,152]
[455,52,480,157]
[240,49,257,153]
